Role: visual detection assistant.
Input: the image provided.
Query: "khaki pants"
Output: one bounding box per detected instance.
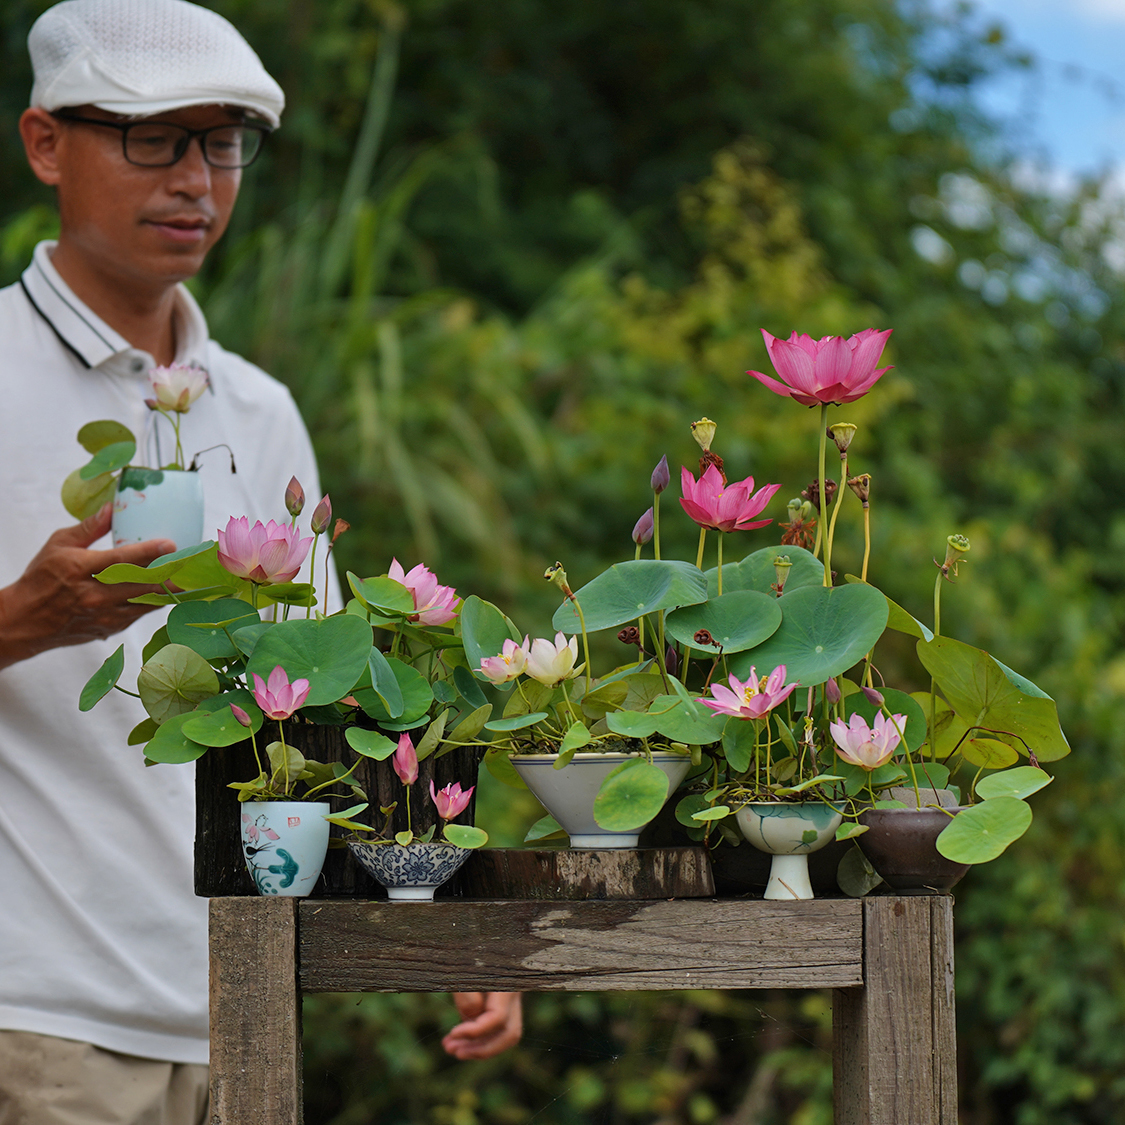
[0,1031,208,1125]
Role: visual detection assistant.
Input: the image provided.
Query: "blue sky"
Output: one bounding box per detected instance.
[962,0,1125,174]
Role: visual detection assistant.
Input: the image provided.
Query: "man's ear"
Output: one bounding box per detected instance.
[20,108,65,187]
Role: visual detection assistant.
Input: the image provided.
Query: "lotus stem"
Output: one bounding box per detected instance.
[823,451,848,587]
[570,593,593,698]
[560,681,582,728]
[814,403,828,571]
[653,492,662,561]
[861,506,871,583]
[717,532,724,597]
[695,527,707,570]
[306,538,319,619]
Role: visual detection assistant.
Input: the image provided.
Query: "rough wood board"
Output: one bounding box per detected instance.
[298,899,863,992]
[459,847,715,900]
[833,896,957,1125]
[209,898,303,1125]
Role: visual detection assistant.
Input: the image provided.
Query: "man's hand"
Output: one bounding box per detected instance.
[0,505,175,672]
[443,992,523,1060]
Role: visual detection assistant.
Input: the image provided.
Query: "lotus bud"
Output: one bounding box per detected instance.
[285,476,305,518]
[632,508,654,545]
[828,423,857,454]
[862,685,885,707]
[690,417,717,452]
[650,455,670,495]
[847,474,871,506]
[392,732,419,786]
[825,676,841,704]
[772,555,793,594]
[310,495,332,535]
[230,704,252,727]
[665,645,679,677]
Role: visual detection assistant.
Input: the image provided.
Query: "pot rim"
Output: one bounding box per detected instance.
[511,750,689,762]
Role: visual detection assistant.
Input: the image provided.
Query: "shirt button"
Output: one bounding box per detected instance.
[131,359,145,373]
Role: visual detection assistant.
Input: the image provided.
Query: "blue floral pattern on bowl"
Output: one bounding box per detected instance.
[348,840,472,902]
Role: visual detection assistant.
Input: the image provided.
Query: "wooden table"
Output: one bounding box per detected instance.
[208,894,956,1124]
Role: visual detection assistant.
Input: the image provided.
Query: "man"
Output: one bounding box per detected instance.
[0,2,521,1121]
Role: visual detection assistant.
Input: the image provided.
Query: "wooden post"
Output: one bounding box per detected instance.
[209,898,303,1125]
[833,896,957,1124]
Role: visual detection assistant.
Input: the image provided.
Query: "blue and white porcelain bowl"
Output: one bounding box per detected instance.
[348,840,472,902]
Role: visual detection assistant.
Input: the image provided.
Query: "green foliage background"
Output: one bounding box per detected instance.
[5,0,1125,1120]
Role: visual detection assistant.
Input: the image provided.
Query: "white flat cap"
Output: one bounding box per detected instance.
[29,0,285,128]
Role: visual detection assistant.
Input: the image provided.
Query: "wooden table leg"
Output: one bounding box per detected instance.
[833,896,957,1124]
[209,898,303,1125]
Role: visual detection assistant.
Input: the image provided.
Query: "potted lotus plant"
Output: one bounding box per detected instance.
[62,363,216,550]
[78,480,489,898]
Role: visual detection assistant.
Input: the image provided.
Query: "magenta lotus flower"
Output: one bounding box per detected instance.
[702,665,798,720]
[829,712,907,770]
[525,632,581,687]
[217,516,313,585]
[145,363,210,413]
[748,328,893,406]
[478,638,530,685]
[392,732,419,786]
[388,559,461,626]
[251,665,311,720]
[430,780,474,820]
[680,465,781,533]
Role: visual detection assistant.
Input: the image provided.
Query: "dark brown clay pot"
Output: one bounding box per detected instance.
[858,807,969,894]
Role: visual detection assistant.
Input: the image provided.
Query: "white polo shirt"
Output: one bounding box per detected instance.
[0,241,331,1064]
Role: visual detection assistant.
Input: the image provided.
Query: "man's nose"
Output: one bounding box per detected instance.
[166,136,213,197]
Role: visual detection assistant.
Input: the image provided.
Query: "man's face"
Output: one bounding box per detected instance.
[43,103,244,290]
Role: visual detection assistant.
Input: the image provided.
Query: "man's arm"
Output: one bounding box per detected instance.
[0,505,175,672]
[443,992,523,1060]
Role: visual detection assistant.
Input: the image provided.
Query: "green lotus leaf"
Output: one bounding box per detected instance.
[961,738,1020,769]
[936,797,1033,864]
[167,598,259,660]
[729,582,888,686]
[592,758,671,831]
[79,440,135,481]
[181,705,256,747]
[354,656,434,724]
[79,644,125,712]
[459,596,524,676]
[524,815,566,842]
[449,703,493,743]
[975,766,1053,801]
[143,712,209,764]
[61,467,116,520]
[916,635,1070,761]
[138,644,220,723]
[721,718,757,773]
[368,646,405,718]
[837,844,883,897]
[559,722,592,755]
[665,590,782,654]
[552,559,708,634]
[78,419,135,454]
[605,710,661,738]
[707,545,822,596]
[483,747,528,789]
[648,695,727,745]
[453,665,487,709]
[347,572,416,616]
[443,824,488,848]
[415,711,450,761]
[246,613,373,707]
[345,728,397,760]
[483,712,549,732]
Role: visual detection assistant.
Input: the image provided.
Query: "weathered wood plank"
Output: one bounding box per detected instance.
[833,895,957,1125]
[209,898,302,1125]
[298,899,863,992]
[458,847,715,900]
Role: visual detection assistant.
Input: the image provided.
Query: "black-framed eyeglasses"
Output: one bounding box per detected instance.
[51,111,271,169]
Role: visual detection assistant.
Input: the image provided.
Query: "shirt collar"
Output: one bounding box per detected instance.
[20,241,210,371]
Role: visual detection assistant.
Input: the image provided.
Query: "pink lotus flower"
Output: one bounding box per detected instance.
[251,665,311,720]
[702,665,798,720]
[680,465,781,533]
[392,732,418,786]
[388,559,461,626]
[829,712,907,770]
[430,780,474,820]
[748,329,893,406]
[217,516,313,585]
[478,638,530,684]
[145,363,210,413]
[525,632,581,687]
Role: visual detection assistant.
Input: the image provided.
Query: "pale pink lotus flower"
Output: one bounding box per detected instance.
[217,516,313,585]
[702,664,798,720]
[680,465,781,534]
[388,559,461,625]
[145,364,210,413]
[392,732,419,786]
[251,665,311,720]
[525,632,581,687]
[748,329,893,406]
[829,712,907,771]
[478,638,530,684]
[430,780,474,820]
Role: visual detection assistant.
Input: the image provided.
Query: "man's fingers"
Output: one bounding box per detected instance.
[442,993,523,1060]
[452,992,486,1020]
[49,503,113,549]
[95,538,178,572]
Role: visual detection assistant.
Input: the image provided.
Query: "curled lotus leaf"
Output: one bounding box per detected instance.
[138,644,220,723]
